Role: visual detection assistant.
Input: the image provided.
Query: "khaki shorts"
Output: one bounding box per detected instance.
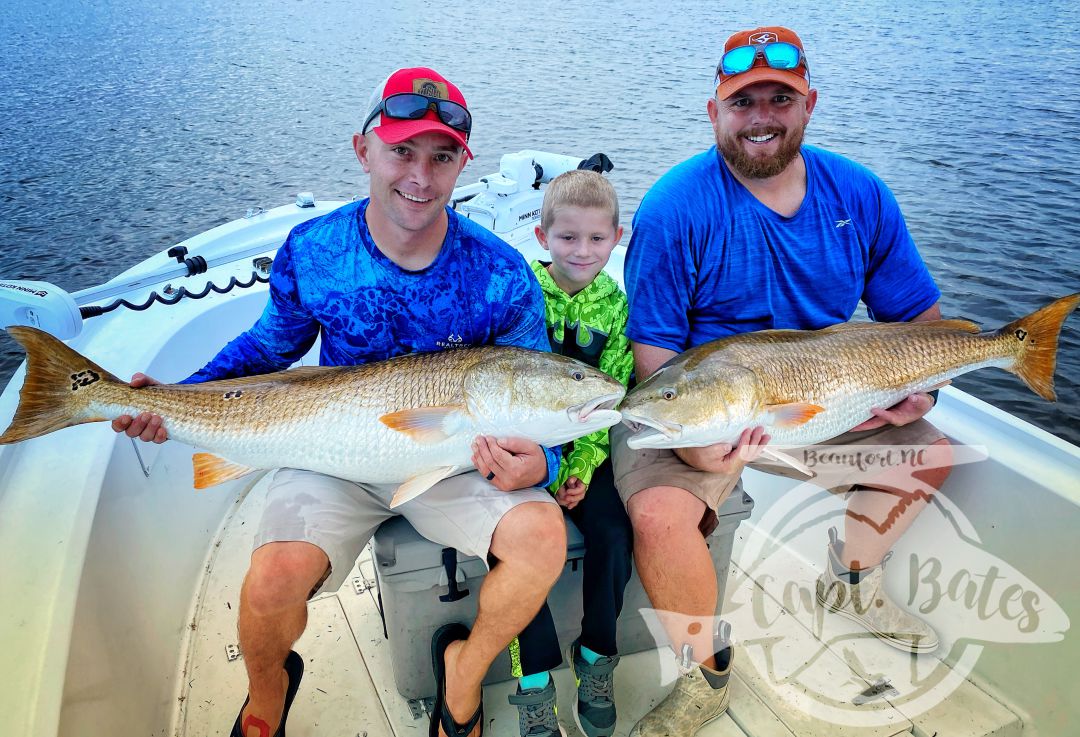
[255,468,558,594]
[611,419,947,513]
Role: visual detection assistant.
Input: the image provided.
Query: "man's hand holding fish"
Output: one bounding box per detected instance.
[672,425,771,475]
[111,372,166,443]
[471,434,550,491]
[851,390,938,432]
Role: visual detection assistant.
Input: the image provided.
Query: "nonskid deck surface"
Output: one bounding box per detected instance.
[176,476,1020,737]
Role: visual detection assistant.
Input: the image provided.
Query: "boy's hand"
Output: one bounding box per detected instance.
[555,476,587,509]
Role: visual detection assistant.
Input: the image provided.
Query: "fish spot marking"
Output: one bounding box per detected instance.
[223,390,244,400]
[70,370,100,391]
[1014,328,1028,341]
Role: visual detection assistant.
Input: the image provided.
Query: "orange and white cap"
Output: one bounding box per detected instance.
[715,26,810,99]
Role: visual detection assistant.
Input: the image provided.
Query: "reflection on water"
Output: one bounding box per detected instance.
[1,0,1078,443]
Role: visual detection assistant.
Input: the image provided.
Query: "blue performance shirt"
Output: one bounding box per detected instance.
[624,145,941,353]
[183,199,561,485]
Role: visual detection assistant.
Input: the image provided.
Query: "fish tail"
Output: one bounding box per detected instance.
[1000,293,1080,401]
[0,326,123,444]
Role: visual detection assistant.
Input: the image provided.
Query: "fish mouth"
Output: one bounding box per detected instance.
[622,412,682,447]
[569,392,624,423]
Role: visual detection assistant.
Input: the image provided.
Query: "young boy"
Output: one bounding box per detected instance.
[507,170,635,737]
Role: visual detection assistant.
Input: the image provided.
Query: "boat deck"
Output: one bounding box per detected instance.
[174,473,1024,737]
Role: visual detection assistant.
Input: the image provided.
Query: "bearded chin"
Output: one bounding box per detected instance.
[719,126,805,179]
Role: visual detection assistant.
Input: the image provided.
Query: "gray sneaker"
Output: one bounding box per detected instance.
[816,527,939,653]
[629,641,732,736]
[507,678,567,737]
[568,641,619,737]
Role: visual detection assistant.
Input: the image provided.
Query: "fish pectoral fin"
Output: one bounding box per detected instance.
[192,452,257,489]
[379,406,465,444]
[767,402,825,427]
[761,448,814,477]
[389,465,461,509]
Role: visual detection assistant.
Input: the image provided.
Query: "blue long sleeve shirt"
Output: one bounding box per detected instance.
[183,199,561,485]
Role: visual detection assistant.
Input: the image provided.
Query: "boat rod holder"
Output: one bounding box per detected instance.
[168,246,209,276]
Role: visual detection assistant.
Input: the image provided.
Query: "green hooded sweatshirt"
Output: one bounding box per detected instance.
[530,260,634,491]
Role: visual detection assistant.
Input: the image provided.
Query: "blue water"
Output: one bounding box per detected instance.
[1,0,1078,444]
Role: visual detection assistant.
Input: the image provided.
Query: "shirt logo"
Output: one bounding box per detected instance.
[748,31,778,44]
[835,218,852,228]
[436,332,467,349]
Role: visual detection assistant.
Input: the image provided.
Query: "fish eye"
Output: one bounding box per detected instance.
[661,387,677,400]
[571,370,585,381]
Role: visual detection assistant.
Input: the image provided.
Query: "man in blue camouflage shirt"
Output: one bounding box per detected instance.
[114,67,565,737]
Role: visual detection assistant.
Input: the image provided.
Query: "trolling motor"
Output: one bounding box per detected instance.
[480,150,613,195]
[454,150,615,233]
[0,280,82,339]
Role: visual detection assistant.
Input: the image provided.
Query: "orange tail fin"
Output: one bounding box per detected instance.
[1001,293,1080,401]
[0,326,122,444]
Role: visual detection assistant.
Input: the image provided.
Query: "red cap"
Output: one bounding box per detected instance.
[363,67,473,159]
[715,26,810,100]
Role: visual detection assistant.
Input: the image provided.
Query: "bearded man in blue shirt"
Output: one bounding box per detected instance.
[613,27,954,736]
[114,67,564,737]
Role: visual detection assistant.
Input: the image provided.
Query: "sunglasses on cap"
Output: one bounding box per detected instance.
[716,41,809,78]
[362,93,472,139]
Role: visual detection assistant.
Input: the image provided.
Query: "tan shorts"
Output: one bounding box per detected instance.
[611,419,947,512]
[255,468,558,594]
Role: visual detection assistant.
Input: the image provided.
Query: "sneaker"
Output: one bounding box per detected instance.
[815,527,939,653]
[507,677,567,737]
[628,642,732,736]
[568,641,619,737]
